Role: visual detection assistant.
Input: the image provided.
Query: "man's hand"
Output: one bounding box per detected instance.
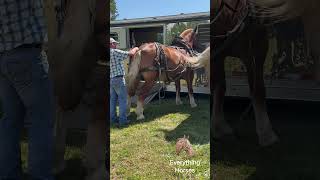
[129,47,140,56]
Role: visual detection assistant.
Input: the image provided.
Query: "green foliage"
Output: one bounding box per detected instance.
[110,0,118,20]
[165,21,207,45]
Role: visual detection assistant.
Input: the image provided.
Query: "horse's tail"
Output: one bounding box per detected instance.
[127,50,141,94]
[248,0,305,24]
[188,46,210,69]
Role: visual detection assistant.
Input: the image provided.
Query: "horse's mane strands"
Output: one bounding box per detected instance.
[127,50,142,93]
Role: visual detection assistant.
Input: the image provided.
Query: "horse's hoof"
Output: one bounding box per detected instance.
[137,114,145,120]
[53,160,66,174]
[213,133,237,143]
[191,103,197,108]
[85,166,106,180]
[214,125,234,139]
[259,131,279,147]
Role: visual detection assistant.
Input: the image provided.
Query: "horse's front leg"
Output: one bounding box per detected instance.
[175,79,183,105]
[187,70,197,108]
[249,63,278,146]
[213,58,233,138]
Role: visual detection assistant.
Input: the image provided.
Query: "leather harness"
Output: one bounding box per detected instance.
[137,37,198,82]
[212,0,250,58]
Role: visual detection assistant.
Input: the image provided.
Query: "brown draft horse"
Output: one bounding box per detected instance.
[44,0,107,179]
[249,0,320,83]
[210,0,320,147]
[126,29,209,120]
[171,29,199,107]
[210,0,279,146]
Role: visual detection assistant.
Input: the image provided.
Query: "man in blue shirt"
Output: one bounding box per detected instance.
[110,38,139,127]
[0,1,54,179]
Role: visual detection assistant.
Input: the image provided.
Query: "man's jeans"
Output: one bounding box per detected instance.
[110,76,128,125]
[0,46,54,180]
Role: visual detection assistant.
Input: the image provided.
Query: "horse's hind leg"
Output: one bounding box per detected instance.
[213,56,233,138]
[85,104,107,180]
[85,68,107,180]
[250,36,279,146]
[53,105,69,174]
[187,70,197,108]
[127,78,139,116]
[136,73,157,120]
[175,79,183,105]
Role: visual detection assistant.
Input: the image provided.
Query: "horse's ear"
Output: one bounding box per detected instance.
[193,26,198,35]
[183,135,186,138]
[187,135,189,139]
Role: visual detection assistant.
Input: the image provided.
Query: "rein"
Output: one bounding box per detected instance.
[211,0,249,40]
[55,0,70,37]
[211,0,250,59]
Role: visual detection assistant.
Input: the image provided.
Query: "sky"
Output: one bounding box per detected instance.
[115,0,210,20]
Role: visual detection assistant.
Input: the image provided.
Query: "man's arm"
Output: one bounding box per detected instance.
[128,47,139,56]
[113,47,139,61]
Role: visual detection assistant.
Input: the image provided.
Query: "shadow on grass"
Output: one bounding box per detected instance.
[124,94,211,145]
[214,98,320,180]
[161,98,210,145]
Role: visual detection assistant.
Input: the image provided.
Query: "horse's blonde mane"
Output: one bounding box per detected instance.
[186,46,210,68]
[197,47,210,67]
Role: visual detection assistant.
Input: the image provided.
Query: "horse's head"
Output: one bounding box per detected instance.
[179,28,194,47]
[179,27,204,52]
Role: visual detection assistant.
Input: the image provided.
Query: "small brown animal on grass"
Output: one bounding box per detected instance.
[176,135,195,157]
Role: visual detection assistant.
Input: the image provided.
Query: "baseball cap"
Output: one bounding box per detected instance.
[110,38,119,44]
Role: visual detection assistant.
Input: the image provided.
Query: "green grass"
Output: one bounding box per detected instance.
[213,100,320,180]
[21,130,87,179]
[1,100,86,179]
[110,97,211,179]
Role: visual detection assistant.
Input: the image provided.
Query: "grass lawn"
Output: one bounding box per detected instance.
[110,96,211,179]
[21,130,87,179]
[0,103,87,179]
[213,99,320,180]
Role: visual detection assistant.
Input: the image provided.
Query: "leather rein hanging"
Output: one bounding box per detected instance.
[211,0,249,40]
[55,0,70,37]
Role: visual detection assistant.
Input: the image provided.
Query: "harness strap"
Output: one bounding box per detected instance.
[140,43,190,82]
[212,0,250,59]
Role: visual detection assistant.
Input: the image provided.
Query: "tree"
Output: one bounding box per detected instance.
[110,0,118,20]
[166,21,207,45]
